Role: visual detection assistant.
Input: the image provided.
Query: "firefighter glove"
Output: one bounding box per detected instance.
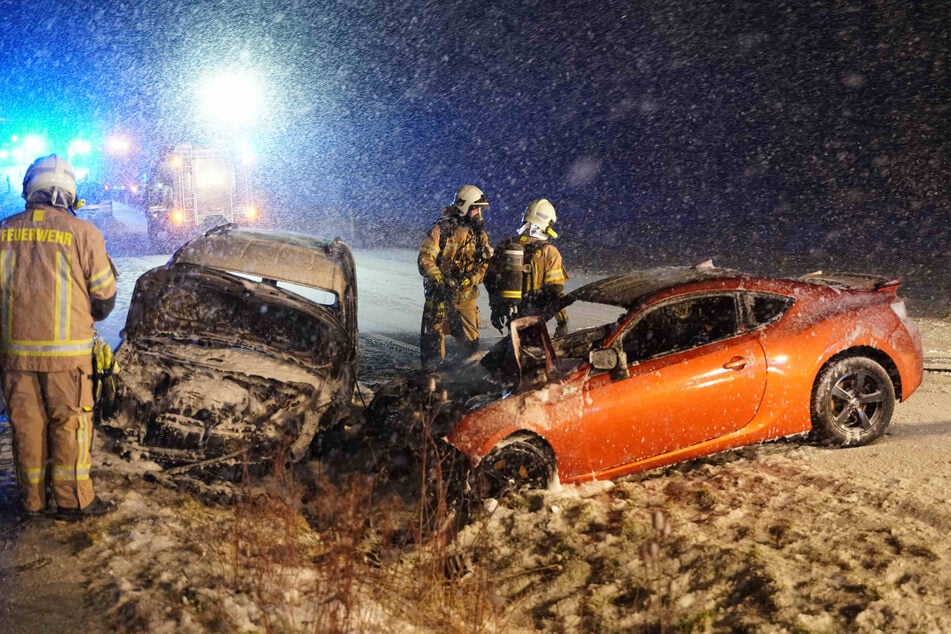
[490,305,511,333]
[444,277,469,294]
[425,276,453,302]
[438,281,459,301]
[91,336,120,422]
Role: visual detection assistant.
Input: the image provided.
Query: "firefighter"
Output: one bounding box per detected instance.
[486,198,569,336]
[0,155,118,521]
[418,184,493,369]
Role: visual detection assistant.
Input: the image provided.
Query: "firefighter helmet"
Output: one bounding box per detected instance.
[22,154,77,209]
[522,198,558,238]
[453,184,489,217]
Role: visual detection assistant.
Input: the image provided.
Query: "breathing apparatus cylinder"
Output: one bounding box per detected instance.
[497,242,525,310]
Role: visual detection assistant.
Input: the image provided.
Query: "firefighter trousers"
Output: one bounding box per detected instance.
[1,369,96,512]
[420,296,481,368]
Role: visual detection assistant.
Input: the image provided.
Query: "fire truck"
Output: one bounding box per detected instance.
[145,144,261,250]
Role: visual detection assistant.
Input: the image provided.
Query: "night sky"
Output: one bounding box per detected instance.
[1,0,948,300]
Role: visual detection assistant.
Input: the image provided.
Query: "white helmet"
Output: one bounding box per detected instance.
[521,198,558,238]
[453,184,489,218]
[22,154,77,209]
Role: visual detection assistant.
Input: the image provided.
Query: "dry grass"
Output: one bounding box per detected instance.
[208,380,519,633]
[93,379,697,633]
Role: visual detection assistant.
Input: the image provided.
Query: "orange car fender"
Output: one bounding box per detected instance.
[808,303,921,397]
[758,302,918,434]
[447,379,586,467]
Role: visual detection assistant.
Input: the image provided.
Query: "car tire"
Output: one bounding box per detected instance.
[811,356,895,447]
[476,435,555,498]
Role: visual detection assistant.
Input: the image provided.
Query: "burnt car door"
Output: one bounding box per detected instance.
[575,293,768,473]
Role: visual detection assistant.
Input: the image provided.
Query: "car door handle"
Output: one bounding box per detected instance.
[723,356,749,371]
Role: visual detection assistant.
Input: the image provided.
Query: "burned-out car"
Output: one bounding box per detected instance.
[368,261,923,499]
[105,224,358,471]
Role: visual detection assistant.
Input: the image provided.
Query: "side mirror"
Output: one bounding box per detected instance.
[589,348,619,371]
[589,347,630,380]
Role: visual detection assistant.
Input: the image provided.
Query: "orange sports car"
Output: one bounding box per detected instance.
[430,262,923,496]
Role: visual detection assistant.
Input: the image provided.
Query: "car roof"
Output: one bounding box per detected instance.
[565,262,903,312]
[171,225,356,298]
[565,263,745,310]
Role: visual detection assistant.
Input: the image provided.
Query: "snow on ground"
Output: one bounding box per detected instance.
[1,208,951,632]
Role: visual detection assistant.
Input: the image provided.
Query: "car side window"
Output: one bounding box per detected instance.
[622,295,738,362]
[742,293,794,330]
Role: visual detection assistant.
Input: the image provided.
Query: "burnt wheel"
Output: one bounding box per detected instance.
[476,436,555,498]
[811,356,895,447]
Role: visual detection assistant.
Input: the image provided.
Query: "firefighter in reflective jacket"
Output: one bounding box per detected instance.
[486,198,569,336]
[0,155,118,520]
[418,185,493,369]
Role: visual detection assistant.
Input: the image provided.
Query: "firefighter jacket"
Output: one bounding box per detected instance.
[418,210,492,302]
[487,234,569,324]
[0,203,118,373]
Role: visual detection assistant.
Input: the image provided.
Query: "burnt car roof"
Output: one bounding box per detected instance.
[172,224,356,298]
[797,271,902,291]
[564,263,743,310]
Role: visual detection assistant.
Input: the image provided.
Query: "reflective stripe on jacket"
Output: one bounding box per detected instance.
[0,204,117,372]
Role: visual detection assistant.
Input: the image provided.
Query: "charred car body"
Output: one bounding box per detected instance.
[369,262,924,498]
[105,225,358,471]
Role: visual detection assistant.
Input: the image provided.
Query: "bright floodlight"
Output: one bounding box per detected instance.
[199,73,260,125]
[22,135,47,157]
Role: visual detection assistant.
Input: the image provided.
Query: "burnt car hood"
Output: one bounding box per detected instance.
[114,341,343,466]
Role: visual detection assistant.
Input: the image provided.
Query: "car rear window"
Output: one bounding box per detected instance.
[746,293,794,328]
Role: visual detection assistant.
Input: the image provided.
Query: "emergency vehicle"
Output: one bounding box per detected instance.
[145,144,261,250]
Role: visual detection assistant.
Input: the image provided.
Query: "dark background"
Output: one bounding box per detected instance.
[1,0,948,312]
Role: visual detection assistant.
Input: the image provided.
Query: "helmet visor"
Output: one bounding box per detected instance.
[468,195,488,218]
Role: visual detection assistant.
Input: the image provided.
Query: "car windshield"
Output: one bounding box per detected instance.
[231,272,339,307]
[550,299,628,364]
[136,274,334,357]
